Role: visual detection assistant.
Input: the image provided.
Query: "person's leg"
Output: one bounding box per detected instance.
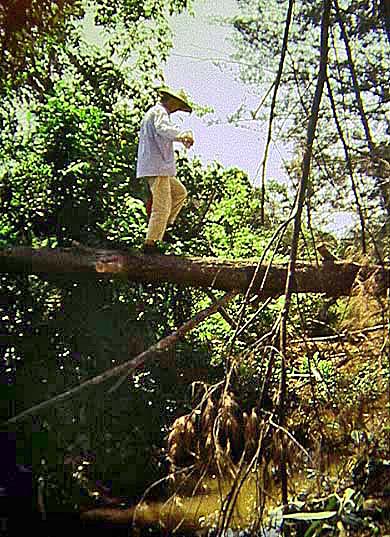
[167,176,187,226]
[145,177,172,245]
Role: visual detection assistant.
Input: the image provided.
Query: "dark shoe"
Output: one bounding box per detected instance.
[163,229,175,244]
[142,243,161,254]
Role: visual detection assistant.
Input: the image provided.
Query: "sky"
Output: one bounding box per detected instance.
[83,0,356,237]
[163,0,289,187]
[163,0,356,236]
[82,0,287,186]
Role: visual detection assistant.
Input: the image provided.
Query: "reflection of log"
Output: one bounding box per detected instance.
[81,502,200,534]
[1,246,389,297]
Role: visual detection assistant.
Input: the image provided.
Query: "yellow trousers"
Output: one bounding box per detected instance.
[146,176,187,242]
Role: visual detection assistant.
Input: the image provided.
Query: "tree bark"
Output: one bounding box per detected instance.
[0,246,389,297]
[277,0,332,518]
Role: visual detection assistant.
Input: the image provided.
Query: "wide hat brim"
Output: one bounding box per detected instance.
[157,87,193,112]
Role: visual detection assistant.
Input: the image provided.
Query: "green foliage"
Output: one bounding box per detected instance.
[2,0,386,520]
[0,0,204,503]
[2,54,290,500]
[299,352,338,403]
[0,70,291,498]
[0,0,190,96]
[0,0,84,92]
[284,485,387,537]
[174,154,291,259]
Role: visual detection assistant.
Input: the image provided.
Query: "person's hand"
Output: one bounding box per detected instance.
[183,137,194,149]
[180,131,194,149]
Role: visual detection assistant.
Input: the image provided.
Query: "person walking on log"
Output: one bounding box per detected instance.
[136,86,194,254]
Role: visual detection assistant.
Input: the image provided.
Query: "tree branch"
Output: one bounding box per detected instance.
[326,76,367,253]
[334,0,374,151]
[4,290,238,424]
[259,0,295,225]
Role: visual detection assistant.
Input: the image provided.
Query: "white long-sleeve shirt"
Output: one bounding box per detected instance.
[136,103,184,178]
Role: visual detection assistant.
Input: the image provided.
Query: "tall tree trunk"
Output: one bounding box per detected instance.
[278,0,332,524]
[335,0,390,216]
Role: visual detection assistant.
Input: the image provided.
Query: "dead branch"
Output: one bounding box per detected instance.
[259,0,295,224]
[4,290,237,424]
[205,290,237,329]
[290,323,387,344]
[326,77,367,253]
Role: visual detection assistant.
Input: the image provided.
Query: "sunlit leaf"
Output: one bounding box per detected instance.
[283,511,337,521]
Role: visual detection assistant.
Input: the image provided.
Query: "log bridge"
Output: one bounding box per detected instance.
[0,246,389,297]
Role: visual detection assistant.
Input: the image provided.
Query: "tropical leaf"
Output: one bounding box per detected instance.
[283,511,337,521]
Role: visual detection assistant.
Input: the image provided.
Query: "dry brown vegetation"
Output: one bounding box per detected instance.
[159,279,390,535]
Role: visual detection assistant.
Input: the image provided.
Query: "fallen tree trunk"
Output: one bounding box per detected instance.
[0,246,389,297]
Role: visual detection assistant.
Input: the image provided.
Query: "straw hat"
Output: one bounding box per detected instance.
[157,86,193,113]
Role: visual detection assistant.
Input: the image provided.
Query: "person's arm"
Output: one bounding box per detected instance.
[153,108,192,145]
